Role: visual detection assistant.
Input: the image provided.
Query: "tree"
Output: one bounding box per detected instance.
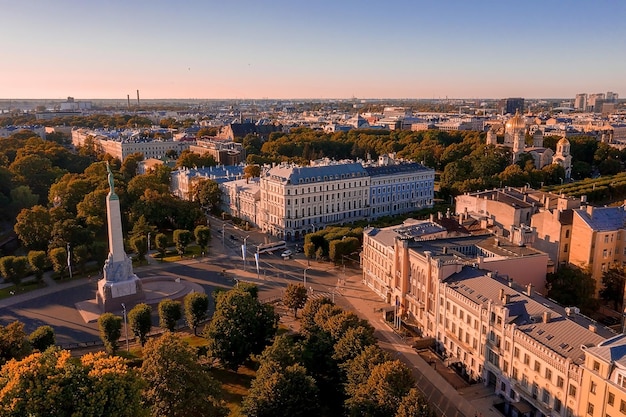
[73,244,90,274]
[14,205,52,250]
[158,299,182,331]
[131,235,148,262]
[128,303,152,346]
[98,313,122,354]
[343,345,391,399]
[155,233,168,259]
[0,256,30,285]
[194,225,211,255]
[193,178,221,213]
[396,388,434,417]
[241,362,320,417]
[303,242,316,259]
[282,283,308,317]
[0,349,144,417]
[28,325,55,352]
[345,360,415,417]
[0,321,32,365]
[244,164,261,179]
[173,229,193,257]
[333,325,376,363]
[49,246,68,279]
[27,250,48,281]
[546,265,598,315]
[600,265,626,311]
[205,288,279,370]
[141,332,227,417]
[184,292,209,336]
[300,296,335,335]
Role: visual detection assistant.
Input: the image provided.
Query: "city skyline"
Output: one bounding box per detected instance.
[3,0,625,100]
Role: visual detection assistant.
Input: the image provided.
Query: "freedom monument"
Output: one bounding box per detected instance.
[96,162,145,312]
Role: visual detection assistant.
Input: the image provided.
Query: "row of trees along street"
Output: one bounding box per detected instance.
[0,283,435,417]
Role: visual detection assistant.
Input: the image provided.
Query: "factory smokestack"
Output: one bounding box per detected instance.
[127,94,130,110]
[136,90,140,106]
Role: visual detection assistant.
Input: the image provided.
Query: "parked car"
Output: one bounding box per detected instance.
[281,250,293,258]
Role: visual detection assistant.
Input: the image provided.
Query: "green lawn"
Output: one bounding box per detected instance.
[0,280,47,299]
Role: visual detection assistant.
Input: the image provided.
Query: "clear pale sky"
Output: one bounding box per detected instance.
[2,0,625,100]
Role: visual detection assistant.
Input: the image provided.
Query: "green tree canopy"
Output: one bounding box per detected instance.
[128,303,152,346]
[141,332,227,417]
[205,287,278,370]
[282,283,308,317]
[184,292,209,336]
[98,313,122,354]
[158,299,182,332]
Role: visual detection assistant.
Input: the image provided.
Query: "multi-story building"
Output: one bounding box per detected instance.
[362,223,550,312]
[365,154,435,220]
[362,222,615,417]
[170,165,244,200]
[568,204,626,295]
[189,138,246,165]
[258,156,435,239]
[220,178,261,227]
[574,94,587,111]
[505,98,525,115]
[578,334,626,417]
[259,161,370,239]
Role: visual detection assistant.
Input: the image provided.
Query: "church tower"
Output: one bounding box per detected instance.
[486,129,497,146]
[505,110,526,161]
[553,138,572,179]
[532,130,544,147]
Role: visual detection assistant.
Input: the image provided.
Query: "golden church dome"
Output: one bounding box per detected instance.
[505,111,526,132]
[557,137,569,146]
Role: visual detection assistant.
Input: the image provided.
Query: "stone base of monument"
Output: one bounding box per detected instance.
[76,276,204,323]
[96,276,145,313]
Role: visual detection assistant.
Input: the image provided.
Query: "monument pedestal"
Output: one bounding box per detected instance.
[96,275,145,313]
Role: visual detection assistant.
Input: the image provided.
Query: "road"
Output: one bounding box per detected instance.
[0,221,345,347]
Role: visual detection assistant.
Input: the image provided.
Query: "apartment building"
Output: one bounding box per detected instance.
[362,224,549,315]
[578,334,626,417]
[365,154,435,220]
[568,204,626,295]
[259,161,370,239]
[362,222,616,417]
[220,178,261,227]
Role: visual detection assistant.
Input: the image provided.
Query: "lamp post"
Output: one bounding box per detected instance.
[147,232,151,256]
[66,243,72,280]
[222,223,225,247]
[304,267,312,287]
[121,303,129,352]
[243,235,250,271]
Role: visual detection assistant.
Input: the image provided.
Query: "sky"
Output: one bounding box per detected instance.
[2,0,625,100]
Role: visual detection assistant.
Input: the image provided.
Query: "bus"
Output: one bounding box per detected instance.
[256,240,287,254]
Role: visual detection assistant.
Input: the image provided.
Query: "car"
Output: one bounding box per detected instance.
[281,250,293,258]
[295,246,303,253]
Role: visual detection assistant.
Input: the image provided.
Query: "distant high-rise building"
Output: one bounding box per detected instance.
[504,97,524,115]
[606,91,619,102]
[588,93,605,111]
[574,93,587,111]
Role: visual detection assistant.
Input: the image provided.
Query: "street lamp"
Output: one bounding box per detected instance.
[304,267,312,287]
[121,303,129,352]
[243,235,250,271]
[147,232,151,256]
[222,223,226,247]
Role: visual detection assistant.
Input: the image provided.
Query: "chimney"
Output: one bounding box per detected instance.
[499,288,505,301]
[137,89,140,106]
[588,324,597,333]
[429,213,434,222]
[542,311,551,323]
[526,283,532,297]
[504,293,511,303]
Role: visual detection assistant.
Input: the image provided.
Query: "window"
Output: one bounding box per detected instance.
[554,398,562,413]
[534,360,541,373]
[514,347,520,358]
[569,384,577,398]
[545,368,552,381]
[621,400,626,414]
[512,367,518,380]
[542,388,550,404]
[593,361,600,372]
[591,381,597,394]
[608,392,615,406]
[588,403,594,416]
[524,354,530,365]
[557,376,564,388]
